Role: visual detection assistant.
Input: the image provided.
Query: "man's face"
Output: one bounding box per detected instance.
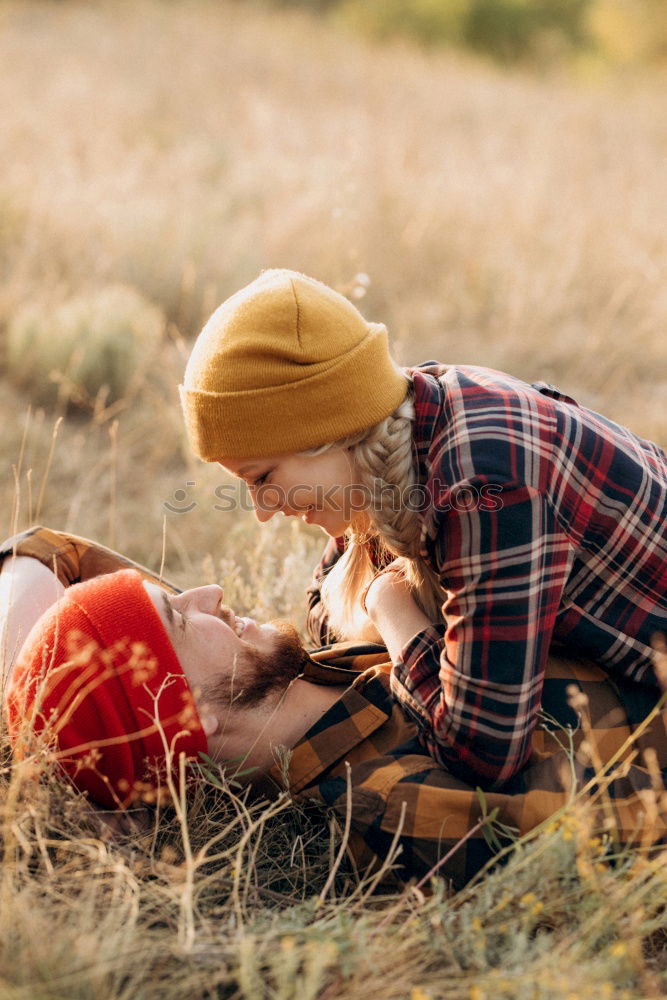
[143,582,307,752]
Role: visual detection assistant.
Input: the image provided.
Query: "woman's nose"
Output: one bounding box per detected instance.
[251,500,278,524]
[249,487,282,523]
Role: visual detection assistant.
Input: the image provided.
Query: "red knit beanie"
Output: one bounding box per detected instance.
[6,569,207,809]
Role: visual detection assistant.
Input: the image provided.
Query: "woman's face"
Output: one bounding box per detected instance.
[222,448,369,537]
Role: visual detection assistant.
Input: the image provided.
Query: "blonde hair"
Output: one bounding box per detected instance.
[315,377,445,640]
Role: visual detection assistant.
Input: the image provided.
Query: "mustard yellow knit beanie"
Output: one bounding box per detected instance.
[180,269,408,461]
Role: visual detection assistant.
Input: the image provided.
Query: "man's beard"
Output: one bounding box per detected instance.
[199,618,310,711]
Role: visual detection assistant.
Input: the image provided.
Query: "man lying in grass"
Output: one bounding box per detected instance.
[1,526,665,889]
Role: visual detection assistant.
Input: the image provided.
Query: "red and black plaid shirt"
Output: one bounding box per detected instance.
[308,363,667,790]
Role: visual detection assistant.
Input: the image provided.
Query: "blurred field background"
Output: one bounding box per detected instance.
[2,0,667,593]
[1,1,666,997]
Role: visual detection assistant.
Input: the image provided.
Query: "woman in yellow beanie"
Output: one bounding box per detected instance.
[181,269,667,791]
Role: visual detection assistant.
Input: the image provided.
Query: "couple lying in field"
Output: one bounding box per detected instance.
[2,270,666,888]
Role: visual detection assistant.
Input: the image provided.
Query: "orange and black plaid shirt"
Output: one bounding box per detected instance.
[2,527,666,889]
[268,641,666,887]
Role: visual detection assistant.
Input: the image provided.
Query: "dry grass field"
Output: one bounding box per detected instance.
[0,1,666,997]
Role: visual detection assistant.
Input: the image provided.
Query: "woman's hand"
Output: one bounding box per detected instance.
[362,566,431,663]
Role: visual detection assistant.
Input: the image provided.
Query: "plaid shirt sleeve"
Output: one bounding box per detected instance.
[0,525,182,593]
[391,482,574,788]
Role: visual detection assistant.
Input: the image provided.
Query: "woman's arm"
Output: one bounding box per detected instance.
[363,569,431,663]
[388,483,572,789]
[0,556,65,685]
[307,536,398,647]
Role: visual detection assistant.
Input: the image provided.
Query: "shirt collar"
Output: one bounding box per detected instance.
[406,363,447,488]
[268,657,396,795]
[299,642,386,685]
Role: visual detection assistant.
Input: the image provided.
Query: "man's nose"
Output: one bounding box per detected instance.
[175,585,224,614]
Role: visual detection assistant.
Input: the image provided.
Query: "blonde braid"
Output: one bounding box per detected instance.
[351,390,421,559]
[318,379,445,640]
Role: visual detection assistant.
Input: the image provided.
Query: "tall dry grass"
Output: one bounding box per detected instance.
[1,0,666,564]
[1,0,666,576]
[0,1,666,997]
[1,709,666,999]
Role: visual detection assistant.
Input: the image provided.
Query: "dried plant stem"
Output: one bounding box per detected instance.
[175,750,196,954]
[229,795,293,925]
[567,685,619,851]
[159,514,168,584]
[15,406,31,495]
[318,762,353,906]
[108,420,119,550]
[35,416,63,522]
[9,408,32,537]
[9,467,20,544]
[352,800,407,908]
[25,469,33,526]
